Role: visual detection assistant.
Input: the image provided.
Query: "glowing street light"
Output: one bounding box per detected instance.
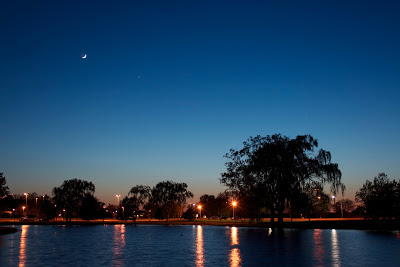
[232,201,237,219]
[24,193,28,206]
[332,195,336,204]
[198,205,202,220]
[22,206,25,214]
[116,195,121,206]
[36,197,38,206]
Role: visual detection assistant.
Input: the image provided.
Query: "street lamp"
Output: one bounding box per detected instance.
[36,197,38,206]
[24,193,28,206]
[332,195,336,203]
[22,206,25,215]
[232,201,237,219]
[198,205,202,220]
[116,195,121,206]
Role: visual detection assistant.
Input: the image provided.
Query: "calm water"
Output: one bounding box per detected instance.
[1,225,400,266]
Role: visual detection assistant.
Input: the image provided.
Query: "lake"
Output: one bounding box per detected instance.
[1,225,400,266]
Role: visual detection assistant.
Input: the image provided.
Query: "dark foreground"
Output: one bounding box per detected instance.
[1,218,399,231]
[0,226,18,235]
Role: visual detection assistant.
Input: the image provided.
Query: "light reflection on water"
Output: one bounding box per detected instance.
[1,225,400,266]
[229,227,241,267]
[331,229,340,267]
[313,229,325,266]
[195,226,204,267]
[113,225,125,266]
[18,225,28,267]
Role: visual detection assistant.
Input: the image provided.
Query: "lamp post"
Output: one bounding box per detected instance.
[22,206,25,215]
[36,197,38,206]
[332,195,336,203]
[232,201,237,219]
[24,193,28,206]
[13,209,15,223]
[116,195,121,206]
[198,205,202,220]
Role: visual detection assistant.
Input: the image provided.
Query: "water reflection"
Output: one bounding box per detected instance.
[19,225,29,267]
[229,227,241,267]
[268,228,272,236]
[112,225,126,266]
[313,229,325,266]
[331,229,340,267]
[196,226,204,267]
[396,232,400,239]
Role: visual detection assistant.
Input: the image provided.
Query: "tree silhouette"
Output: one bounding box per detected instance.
[52,178,95,222]
[221,134,345,226]
[124,185,151,222]
[355,173,399,219]
[79,194,99,220]
[0,173,10,197]
[150,181,193,223]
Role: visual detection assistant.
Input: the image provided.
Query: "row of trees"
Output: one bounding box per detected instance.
[1,133,399,223]
[1,173,193,222]
[219,134,400,223]
[52,179,193,222]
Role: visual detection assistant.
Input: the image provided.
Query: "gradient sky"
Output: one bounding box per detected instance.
[1,0,399,205]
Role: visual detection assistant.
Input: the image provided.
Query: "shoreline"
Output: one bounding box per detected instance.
[1,218,399,231]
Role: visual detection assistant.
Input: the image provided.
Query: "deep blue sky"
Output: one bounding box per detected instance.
[1,0,399,204]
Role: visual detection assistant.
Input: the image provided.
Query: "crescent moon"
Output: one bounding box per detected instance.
[82,54,87,59]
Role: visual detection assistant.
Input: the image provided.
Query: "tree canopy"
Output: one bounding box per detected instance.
[52,178,96,221]
[355,173,399,219]
[151,181,193,223]
[122,185,151,222]
[0,173,10,197]
[220,134,345,225]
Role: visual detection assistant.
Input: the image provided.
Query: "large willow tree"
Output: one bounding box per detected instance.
[220,134,345,225]
[53,178,96,222]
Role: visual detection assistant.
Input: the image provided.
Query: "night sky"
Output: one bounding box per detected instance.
[1,0,399,205]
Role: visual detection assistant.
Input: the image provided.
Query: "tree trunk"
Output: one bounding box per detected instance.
[277,209,284,226]
[269,206,275,226]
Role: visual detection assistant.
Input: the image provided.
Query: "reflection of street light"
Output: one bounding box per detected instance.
[24,193,28,206]
[198,205,202,220]
[116,195,121,206]
[232,201,237,219]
